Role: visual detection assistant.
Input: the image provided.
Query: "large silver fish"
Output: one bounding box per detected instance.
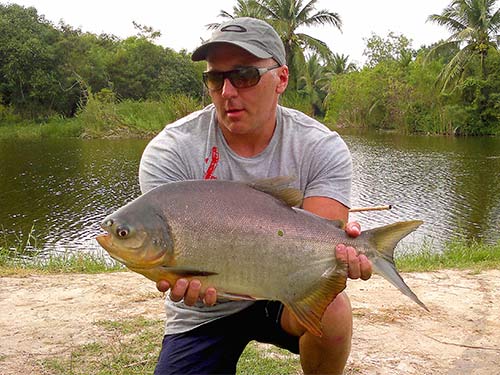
[96,177,427,336]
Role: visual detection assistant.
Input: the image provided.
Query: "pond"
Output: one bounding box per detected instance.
[1,132,499,256]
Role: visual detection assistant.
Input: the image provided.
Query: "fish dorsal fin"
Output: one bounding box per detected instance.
[285,257,348,337]
[247,176,303,207]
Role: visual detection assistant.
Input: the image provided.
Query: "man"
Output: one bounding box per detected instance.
[139,17,372,375]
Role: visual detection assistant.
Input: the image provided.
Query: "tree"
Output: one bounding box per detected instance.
[297,54,327,116]
[329,53,357,75]
[0,4,63,117]
[211,0,342,89]
[427,0,500,91]
[363,32,415,68]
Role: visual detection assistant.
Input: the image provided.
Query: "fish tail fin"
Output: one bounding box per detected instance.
[365,220,429,311]
[285,259,348,337]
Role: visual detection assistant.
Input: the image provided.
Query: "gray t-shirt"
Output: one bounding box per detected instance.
[139,104,352,334]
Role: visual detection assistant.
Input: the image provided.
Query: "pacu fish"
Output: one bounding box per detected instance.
[96,178,427,336]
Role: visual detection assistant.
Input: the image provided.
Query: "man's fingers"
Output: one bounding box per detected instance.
[169,278,188,302]
[345,221,361,237]
[203,287,217,306]
[183,279,201,306]
[336,244,372,280]
[156,280,170,293]
[359,254,372,280]
[346,246,361,279]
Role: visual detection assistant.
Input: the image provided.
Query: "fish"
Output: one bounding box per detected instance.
[96,177,427,337]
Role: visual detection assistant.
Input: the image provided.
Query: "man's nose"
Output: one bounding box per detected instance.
[221,78,238,98]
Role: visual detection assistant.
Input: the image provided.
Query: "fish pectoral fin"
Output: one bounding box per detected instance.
[286,260,348,337]
[217,291,257,301]
[160,266,218,277]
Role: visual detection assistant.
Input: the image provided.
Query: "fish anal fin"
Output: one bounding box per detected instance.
[247,176,303,207]
[286,259,348,337]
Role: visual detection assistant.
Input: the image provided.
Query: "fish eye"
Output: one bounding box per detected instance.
[116,226,130,238]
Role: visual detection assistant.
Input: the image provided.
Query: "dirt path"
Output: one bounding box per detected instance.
[1,269,499,374]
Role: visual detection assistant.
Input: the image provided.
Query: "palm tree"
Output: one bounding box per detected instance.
[329,53,357,75]
[253,0,341,64]
[207,0,264,28]
[210,0,342,89]
[297,54,327,116]
[427,0,500,91]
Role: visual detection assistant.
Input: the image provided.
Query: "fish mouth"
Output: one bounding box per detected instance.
[96,233,111,248]
[95,232,167,269]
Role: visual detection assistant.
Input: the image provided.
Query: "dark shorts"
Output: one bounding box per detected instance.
[154,300,300,375]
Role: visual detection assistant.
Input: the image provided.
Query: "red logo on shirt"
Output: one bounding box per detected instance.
[204,146,219,180]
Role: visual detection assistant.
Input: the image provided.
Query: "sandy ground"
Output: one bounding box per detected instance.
[1,269,499,375]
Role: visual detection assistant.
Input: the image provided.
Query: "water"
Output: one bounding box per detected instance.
[1,133,499,256]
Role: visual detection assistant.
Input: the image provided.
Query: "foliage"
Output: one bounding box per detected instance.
[0,4,203,122]
[427,0,500,91]
[363,32,415,68]
[396,239,500,272]
[1,1,499,136]
[325,33,500,135]
[213,0,341,90]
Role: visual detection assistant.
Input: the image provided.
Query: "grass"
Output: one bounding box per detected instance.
[395,238,500,272]
[0,93,202,140]
[38,315,302,375]
[0,247,123,276]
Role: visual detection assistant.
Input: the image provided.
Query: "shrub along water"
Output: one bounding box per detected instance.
[0,93,203,140]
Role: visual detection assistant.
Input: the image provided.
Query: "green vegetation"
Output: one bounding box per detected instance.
[0,247,123,276]
[0,93,202,140]
[396,239,500,272]
[1,0,498,137]
[0,225,123,275]
[40,317,164,375]
[38,316,302,375]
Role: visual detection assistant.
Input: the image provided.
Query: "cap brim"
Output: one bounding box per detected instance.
[192,40,273,62]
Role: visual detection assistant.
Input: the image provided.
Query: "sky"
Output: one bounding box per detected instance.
[6,0,452,65]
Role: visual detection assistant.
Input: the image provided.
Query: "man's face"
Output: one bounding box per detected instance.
[206,44,288,139]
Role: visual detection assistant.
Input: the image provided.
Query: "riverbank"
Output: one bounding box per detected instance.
[0,94,202,140]
[1,269,499,374]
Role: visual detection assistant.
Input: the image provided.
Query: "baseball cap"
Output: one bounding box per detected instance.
[191,17,286,66]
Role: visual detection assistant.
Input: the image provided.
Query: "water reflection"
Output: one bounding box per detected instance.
[0,134,499,256]
[0,139,146,252]
[345,133,500,247]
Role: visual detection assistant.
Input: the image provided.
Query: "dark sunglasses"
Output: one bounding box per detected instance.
[202,65,280,91]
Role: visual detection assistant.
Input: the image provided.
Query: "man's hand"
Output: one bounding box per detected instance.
[156,279,218,306]
[337,221,372,280]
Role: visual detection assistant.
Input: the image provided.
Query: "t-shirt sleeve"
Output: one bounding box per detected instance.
[139,130,190,194]
[304,132,352,208]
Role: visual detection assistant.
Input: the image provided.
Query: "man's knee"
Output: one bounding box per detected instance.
[321,292,353,341]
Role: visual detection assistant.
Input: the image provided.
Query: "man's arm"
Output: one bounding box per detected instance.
[302,196,372,281]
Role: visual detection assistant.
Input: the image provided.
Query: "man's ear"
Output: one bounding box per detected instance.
[276,65,289,94]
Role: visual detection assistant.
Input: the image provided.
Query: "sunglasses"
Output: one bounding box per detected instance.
[202,65,280,91]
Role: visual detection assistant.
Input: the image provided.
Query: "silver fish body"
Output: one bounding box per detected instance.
[97,178,427,336]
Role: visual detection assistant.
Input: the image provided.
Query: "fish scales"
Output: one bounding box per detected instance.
[97,178,428,336]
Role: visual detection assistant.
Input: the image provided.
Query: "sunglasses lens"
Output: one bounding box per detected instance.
[228,67,260,88]
[203,72,224,91]
[203,67,262,90]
